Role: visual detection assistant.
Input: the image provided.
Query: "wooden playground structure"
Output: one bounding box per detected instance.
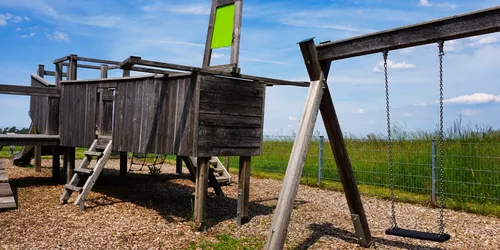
[1,1,500,249]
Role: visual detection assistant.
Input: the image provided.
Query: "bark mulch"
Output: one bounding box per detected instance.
[0,159,498,249]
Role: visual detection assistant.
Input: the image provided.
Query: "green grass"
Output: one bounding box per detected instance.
[187,234,263,250]
[224,122,500,217]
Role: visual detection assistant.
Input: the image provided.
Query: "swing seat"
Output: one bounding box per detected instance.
[386,228,451,242]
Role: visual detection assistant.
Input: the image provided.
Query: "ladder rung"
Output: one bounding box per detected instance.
[74,168,93,175]
[84,151,103,157]
[64,184,82,192]
[213,168,224,173]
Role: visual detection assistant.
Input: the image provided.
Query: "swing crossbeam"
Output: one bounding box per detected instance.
[386,228,451,243]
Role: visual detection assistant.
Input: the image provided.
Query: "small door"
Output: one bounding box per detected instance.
[96,87,115,137]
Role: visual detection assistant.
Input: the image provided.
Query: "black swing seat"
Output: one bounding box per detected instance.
[386,228,451,242]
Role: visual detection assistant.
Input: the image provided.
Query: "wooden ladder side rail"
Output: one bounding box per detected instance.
[74,140,113,210]
[211,156,232,184]
[183,156,225,197]
[60,140,98,203]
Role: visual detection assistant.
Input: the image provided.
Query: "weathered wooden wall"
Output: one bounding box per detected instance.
[59,81,116,147]
[29,76,50,133]
[58,74,265,156]
[197,75,265,156]
[112,75,199,155]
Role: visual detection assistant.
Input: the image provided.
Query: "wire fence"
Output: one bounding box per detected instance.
[227,135,500,213]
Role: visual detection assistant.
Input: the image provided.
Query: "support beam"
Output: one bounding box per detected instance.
[237,156,251,226]
[34,145,41,172]
[195,157,210,231]
[176,156,183,175]
[65,147,75,184]
[119,68,130,181]
[0,135,59,146]
[308,39,373,246]
[0,84,60,97]
[317,6,500,61]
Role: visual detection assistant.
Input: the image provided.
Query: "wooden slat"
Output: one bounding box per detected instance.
[199,102,263,117]
[198,126,262,138]
[0,196,16,209]
[74,56,121,65]
[0,134,60,146]
[0,84,59,97]
[200,92,263,108]
[317,6,500,61]
[199,114,262,127]
[44,70,68,78]
[62,62,102,70]
[0,183,13,197]
[197,147,260,157]
[198,136,261,147]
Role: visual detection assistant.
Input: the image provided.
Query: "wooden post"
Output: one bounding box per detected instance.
[33,64,44,172]
[237,156,251,226]
[265,38,372,249]
[119,68,130,181]
[195,157,210,231]
[230,0,243,68]
[50,62,62,181]
[34,144,41,172]
[224,156,230,171]
[176,156,183,174]
[65,55,77,182]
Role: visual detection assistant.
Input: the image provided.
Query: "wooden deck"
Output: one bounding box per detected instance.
[0,134,60,146]
[0,163,16,210]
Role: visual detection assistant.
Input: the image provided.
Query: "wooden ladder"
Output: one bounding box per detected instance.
[60,139,113,211]
[208,157,232,185]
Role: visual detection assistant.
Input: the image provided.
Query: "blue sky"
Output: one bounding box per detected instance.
[1,0,500,137]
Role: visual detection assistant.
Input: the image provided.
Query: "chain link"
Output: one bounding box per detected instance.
[384,51,397,229]
[438,41,446,235]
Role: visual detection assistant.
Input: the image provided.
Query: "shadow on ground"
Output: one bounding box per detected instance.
[295,223,444,250]
[8,167,277,229]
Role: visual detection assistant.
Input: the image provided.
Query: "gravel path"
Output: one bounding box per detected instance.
[0,159,498,249]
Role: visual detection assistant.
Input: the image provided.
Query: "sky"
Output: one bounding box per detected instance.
[1,0,500,137]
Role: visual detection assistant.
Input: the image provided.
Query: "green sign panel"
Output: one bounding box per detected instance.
[211,3,235,49]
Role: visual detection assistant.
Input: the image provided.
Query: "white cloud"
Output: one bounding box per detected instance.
[142,4,210,15]
[356,109,366,114]
[15,27,21,31]
[436,2,459,10]
[414,102,428,107]
[288,116,298,121]
[419,0,432,7]
[212,53,225,59]
[444,93,500,104]
[47,31,69,41]
[467,35,499,47]
[23,16,30,21]
[403,112,413,117]
[373,59,416,72]
[459,109,479,116]
[0,13,29,26]
[20,32,36,38]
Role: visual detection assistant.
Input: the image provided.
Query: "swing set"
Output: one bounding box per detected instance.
[265,6,500,249]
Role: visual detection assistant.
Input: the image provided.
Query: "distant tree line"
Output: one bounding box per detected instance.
[1,126,29,134]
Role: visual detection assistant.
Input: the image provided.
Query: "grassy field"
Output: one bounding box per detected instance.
[2,123,498,216]
[225,124,500,217]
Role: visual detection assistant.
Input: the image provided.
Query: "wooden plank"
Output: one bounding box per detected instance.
[199,102,263,117]
[206,64,238,73]
[74,56,121,66]
[264,42,325,250]
[198,126,262,138]
[236,156,250,226]
[0,134,60,146]
[0,183,13,197]
[200,79,264,98]
[200,92,263,108]
[197,147,260,157]
[53,55,69,64]
[0,173,8,183]
[120,56,309,87]
[202,0,218,67]
[0,196,16,209]
[199,113,262,127]
[0,84,59,97]
[198,136,261,147]
[62,62,102,70]
[44,70,67,78]
[317,6,500,61]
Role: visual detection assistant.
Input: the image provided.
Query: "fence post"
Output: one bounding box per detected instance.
[431,139,437,206]
[318,136,324,186]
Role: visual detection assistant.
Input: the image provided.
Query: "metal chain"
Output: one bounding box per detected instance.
[384,51,397,229]
[438,41,446,235]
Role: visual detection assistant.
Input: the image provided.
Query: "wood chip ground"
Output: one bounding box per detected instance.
[0,159,498,249]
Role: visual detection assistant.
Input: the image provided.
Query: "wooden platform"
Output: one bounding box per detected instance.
[0,163,16,210]
[0,134,60,146]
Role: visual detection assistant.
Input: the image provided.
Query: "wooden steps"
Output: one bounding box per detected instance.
[0,163,17,210]
[60,139,113,211]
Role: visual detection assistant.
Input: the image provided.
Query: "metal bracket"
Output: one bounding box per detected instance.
[351,214,370,247]
[236,189,243,226]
